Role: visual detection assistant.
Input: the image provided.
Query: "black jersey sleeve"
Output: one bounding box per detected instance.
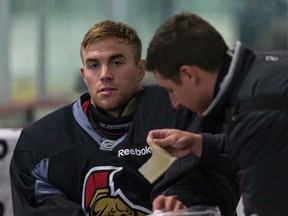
[10,149,85,216]
[9,108,86,216]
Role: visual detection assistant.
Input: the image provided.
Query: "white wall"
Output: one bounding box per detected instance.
[0,129,22,216]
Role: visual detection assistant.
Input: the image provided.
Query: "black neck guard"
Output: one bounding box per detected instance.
[87,99,136,138]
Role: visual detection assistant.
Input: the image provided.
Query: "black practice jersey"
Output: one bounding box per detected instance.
[10,85,194,216]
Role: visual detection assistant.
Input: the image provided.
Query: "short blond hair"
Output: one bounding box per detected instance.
[80,20,142,63]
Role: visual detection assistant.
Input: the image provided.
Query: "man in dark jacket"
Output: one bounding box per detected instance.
[146,11,288,216]
[10,20,239,216]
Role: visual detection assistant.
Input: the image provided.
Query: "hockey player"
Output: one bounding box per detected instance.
[10,20,239,216]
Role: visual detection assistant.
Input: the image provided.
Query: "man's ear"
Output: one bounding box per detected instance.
[80,67,87,84]
[137,59,146,81]
[179,65,198,84]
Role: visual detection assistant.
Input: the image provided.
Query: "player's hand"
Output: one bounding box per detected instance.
[152,195,187,212]
[147,129,203,158]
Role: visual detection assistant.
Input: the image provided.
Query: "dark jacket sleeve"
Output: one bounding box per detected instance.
[152,114,240,216]
[229,111,288,216]
[196,133,238,176]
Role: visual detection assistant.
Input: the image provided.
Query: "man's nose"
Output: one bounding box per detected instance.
[169,93,183,109]
[100,65,113,81]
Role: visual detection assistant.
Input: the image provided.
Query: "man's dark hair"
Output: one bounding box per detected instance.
[146,11,228,83]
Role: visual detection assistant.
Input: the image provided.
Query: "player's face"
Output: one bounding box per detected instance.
[81,38,145,117]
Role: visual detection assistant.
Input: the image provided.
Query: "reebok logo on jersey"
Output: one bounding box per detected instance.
[118,146,151,158]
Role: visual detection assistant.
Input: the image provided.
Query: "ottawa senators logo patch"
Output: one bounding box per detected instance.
[82,166,150,215]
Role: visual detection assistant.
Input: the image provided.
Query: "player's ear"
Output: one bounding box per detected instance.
[137,59,146,81]
[80,67,87,85]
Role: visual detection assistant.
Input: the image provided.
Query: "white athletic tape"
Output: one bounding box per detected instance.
[138,137,176,183]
